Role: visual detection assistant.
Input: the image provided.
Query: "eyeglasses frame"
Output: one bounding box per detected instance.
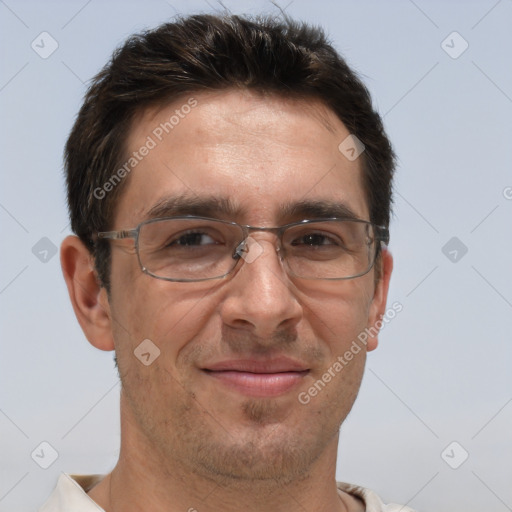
[95,216,389,282]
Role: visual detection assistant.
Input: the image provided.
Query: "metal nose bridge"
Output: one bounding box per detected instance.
[244,225,283,234]
[234,225,284,260]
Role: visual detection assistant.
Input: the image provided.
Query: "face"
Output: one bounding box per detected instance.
[102,90,390,483]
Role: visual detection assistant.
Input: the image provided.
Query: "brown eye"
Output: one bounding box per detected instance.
[169,232,217,247]
[292,233,337,247]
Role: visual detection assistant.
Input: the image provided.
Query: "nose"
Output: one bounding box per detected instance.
[219,237,302,340]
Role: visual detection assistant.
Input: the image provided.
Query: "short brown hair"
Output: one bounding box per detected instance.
[65,14,395,289]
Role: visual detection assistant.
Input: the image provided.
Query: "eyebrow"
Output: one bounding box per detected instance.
[280,199,361,222]
[145,195,243,220]
[143,195,362,223]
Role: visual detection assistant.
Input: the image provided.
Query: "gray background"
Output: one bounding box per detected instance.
[1,0,511,510]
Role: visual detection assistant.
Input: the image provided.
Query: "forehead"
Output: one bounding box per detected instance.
[114,89,368,227]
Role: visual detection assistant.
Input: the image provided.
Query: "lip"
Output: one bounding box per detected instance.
[202,358,309,398]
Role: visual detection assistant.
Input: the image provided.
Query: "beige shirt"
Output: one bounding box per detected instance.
[39,473,416,512]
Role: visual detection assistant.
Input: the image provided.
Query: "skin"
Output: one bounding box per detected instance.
[61,89,393,512]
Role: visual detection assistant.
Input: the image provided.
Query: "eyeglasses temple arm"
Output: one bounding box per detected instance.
[96,229,138,241]
[377,226,390,246]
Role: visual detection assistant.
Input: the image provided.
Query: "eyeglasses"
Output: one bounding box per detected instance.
[96,216,389,282]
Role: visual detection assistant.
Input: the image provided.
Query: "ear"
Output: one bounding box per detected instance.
[60,235,114,352]
[365,248,393,352]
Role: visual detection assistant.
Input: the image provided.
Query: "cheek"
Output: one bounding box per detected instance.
[109,286,218,417]
[110,273,222,371]
[300,278,375,355]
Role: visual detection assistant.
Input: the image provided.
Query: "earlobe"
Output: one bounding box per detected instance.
[60,235,115,352]
[366,248,393,352]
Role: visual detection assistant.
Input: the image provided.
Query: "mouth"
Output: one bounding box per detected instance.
[201,358,310,398]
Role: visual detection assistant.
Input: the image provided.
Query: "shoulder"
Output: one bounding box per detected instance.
[39,473,105,512]
[337,481,418,512]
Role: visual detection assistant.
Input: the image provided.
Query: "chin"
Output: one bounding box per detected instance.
[185,412,336,486]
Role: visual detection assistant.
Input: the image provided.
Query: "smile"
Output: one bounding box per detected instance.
[202,359,310,397]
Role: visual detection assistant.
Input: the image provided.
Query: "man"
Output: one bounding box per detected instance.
[41,13,413,512]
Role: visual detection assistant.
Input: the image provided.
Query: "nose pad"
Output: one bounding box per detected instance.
[233,236,265,264]
[233,239,246,260]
